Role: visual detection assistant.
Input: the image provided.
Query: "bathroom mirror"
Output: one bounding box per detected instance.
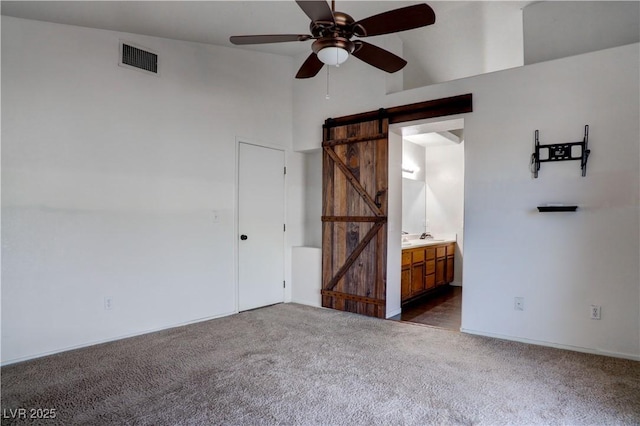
[402,178,426,235]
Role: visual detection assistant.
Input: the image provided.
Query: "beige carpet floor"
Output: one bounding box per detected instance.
[1,303,639,425]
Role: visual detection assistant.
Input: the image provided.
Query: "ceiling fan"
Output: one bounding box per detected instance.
[230,0,436,79]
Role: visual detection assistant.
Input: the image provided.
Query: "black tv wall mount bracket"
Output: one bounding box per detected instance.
[531,125,590,178]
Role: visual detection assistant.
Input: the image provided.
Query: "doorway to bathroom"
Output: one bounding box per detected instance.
[391,117,465,331]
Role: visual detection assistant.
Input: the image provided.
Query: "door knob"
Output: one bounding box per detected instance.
[240,235,248,240]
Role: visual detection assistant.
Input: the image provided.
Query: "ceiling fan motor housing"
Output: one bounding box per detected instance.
[311,37,355,55]
[310,11,359,58]
[310,11,362,39]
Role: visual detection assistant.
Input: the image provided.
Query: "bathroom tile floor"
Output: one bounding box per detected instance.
[392,285,462,331]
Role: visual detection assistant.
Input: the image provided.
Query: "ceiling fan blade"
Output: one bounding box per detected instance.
[230,34,311,45]
[353,4,436,37]
[352,41,407,73]
[296,53,324,79]
[295,0,335,24]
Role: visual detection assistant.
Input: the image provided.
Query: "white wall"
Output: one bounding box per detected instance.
[285,150,306,303]
[524,1,640,65]
[402,139,426,182]
[293,43,640,359]
[386,131,403,319]
[302,150,322,248]
[293,52,387,153]
[402,140,426,235]
[402,179,426,235]
[1,16,302,363]
[424,141,465,285]
[291,247,321,307]
[401,1,524,90]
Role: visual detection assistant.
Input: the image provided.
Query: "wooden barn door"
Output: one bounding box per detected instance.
[322,118,388,318]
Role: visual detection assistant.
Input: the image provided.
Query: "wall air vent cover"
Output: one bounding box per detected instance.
[119,41,158,75]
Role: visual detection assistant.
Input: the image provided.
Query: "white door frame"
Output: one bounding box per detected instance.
[388,116,466,319]
[235,138,287,313]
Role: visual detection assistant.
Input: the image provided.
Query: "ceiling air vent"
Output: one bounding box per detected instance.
[119,41,158,75]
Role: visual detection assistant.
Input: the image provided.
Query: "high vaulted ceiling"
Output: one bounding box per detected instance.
[1,1,521,53]
[1,1,531,86]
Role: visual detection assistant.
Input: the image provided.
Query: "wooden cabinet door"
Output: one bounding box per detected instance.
[321,118,388,318]
[445,243,455,283]
[425,273,436,290]
[401,266,411,300]
[435,258,446,286]
[446,256,455,283]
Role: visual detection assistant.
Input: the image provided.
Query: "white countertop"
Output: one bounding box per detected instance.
[401,238,456,249]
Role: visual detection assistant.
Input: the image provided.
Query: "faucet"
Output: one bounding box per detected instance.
[420,232,433,240]
[402,231,409,235]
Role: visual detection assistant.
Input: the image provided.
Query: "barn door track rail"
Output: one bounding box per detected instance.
[531,125,590,178]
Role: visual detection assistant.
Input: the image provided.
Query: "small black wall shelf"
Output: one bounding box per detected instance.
[537,206,578,212]
[531,125,590,178]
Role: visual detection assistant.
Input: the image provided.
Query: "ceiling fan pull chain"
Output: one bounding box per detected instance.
[326,66,330,100]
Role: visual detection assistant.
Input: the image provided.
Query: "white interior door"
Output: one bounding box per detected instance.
[238,142,285,311]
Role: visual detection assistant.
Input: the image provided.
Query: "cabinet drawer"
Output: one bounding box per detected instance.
[402,252,412,266]
[436,246,446,258]
[425,247,436,260]
[426,259,436,275]
[412,249,425,263]
[446,243,456,256]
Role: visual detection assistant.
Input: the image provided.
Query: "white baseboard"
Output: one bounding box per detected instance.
[460,328,640,361]
[290,298,321,308]
[386,307,402,319]
[1,310,238,366]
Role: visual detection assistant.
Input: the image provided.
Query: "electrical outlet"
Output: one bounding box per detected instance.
[514,297,524,311]
[590,305,601,320]
[104,297,113,311]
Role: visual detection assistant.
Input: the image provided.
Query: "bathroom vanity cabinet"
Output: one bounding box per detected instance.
[401,242,455,304]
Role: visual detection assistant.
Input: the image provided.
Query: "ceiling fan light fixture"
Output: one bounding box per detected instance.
[317,46,349,66]
[312,37,354,67]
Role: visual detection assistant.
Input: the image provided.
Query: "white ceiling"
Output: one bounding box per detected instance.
[405,131,461,147]
[0,1,530,58]
[2,0,534,139]
[402,118,464,146]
